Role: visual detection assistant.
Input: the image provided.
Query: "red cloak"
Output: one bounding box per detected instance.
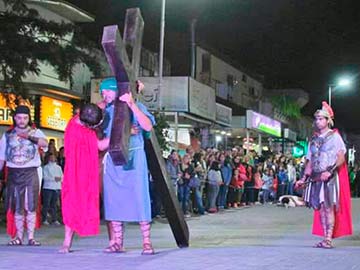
[312,161,353,238]
[61,115,100,236]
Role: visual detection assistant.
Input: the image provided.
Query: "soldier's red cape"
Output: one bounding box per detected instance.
[312,130,352,238]
[61,115,100,236]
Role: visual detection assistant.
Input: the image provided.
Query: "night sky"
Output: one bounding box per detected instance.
[69,0,360,133]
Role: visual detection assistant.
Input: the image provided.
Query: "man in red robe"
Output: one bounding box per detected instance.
[297,101,352,248]
[59,103,109,253]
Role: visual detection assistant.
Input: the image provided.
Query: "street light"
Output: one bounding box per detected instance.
[158,0,166,111]
[328,76,352,106]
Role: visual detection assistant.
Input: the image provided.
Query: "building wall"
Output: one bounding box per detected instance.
[196,46,262,110]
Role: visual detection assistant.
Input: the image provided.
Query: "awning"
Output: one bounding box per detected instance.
[25,0,95,22]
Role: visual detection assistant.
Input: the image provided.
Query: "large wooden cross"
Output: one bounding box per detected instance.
[101,8,189,248]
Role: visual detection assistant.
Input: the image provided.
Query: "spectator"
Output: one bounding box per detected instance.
[42,153,63,225]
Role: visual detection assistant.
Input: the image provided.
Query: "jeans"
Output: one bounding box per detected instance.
[207,184,220,209]
[178,184,191,214]
[288,182,294,195]
[217,185,229,208]
[41,189,59,223]
[262,189,271,203]
[192,187,205,214]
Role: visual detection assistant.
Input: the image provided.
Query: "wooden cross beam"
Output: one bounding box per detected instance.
[101,8,189,248]
[101,8,144,165]
[145,131,190,248]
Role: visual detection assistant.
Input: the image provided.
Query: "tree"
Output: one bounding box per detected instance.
[271,95,301,119]
[152,110,170,153]
[0,0,101,99]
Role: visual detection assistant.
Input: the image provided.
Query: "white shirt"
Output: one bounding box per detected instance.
[42,162,63,190]
[0,129,46,168]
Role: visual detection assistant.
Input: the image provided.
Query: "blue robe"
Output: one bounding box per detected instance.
[103,102,155,222]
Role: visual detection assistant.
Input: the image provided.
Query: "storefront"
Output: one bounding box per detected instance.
[231,110,282,155]
[211,103,233,149]
[39,96,73,147]
[0,93,35,134]
[283,128,297,155]
[246,110,282,155]
[93,76,218,152]
[0,93,74,149]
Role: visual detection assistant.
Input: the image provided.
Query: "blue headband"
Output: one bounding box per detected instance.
[99,77,118,93]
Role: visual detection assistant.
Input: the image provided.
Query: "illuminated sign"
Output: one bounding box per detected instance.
[40,96,73,131]
[246,110,281,137]
[0,94,12,125]
[0,93,34,125]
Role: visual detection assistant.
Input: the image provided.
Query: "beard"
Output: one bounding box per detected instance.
[15,122,29,129]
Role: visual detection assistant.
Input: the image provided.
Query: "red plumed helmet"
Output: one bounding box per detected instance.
[322,101,334,118]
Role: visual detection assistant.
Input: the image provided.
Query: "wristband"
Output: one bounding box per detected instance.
[327,164,337,174]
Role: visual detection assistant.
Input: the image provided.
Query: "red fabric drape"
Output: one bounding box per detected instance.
[61,116,100,236]
[312,163,353,238]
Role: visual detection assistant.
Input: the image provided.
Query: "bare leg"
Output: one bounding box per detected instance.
[140,221,154,255]
[324,206,335,247]
[7,213,25,245]
[314,204,334,248]
[26,211,36,240]
[319,204,327,240]
[104,221,124,253]
[106,221,114,245]
[15,213,25,241]
[59,225,74,253]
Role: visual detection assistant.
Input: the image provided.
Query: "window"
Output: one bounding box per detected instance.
[242,74,247,83]
[202,53,211,73]
[249,87,256,96]
[227,74,234,87]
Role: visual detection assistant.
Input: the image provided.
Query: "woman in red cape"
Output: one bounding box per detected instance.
[59,104,108,253]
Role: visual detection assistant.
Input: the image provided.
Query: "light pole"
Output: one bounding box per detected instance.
[158,0,166,111]
[328,77,352,107]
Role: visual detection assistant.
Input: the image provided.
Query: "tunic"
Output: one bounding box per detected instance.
[103,102,155,222]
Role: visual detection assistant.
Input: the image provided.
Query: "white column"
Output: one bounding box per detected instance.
[258,133,262,156]
[174,112,178,151]
[246,129,250,155]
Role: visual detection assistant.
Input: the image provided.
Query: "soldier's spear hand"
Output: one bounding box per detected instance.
[320,171,332,182]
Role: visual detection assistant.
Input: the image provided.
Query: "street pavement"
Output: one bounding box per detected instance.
[0,199,360,270]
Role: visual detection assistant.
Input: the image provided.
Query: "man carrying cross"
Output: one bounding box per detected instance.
[100,77,156,255]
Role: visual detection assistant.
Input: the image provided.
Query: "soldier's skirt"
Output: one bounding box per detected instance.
[6,167,39,214]
[304,173,340,210]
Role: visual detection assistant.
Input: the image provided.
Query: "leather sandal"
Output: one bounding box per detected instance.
[7,237,22,246]
[28,239,41,246]
[141,243,155,255]
[104,243,125,253]
[314,239,333,249]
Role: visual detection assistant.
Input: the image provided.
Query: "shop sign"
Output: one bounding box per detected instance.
[0,93,34,125]
[139,76,189,112]
[0,94,12,125]
[40,96,73,131]
[246,110,281,137]
[189,78,216,121]
[284,128,297,142]
[216,103,232,127]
